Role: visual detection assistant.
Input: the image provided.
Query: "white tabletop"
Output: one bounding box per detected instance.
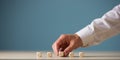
[0,51,120,59]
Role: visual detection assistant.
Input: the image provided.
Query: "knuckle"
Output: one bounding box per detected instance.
[60,34,66,38]
[54,42,59,46]
[52,42,59,49]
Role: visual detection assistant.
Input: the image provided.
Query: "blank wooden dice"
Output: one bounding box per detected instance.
[36,52,42,59]
[47,52,52,57]
[79,52,84,57]
[69,52,74,57]
[59,51,64,57]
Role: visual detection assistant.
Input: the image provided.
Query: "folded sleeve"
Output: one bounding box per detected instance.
[76,4,120,47]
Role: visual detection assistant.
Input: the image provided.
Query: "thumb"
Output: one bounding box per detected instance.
[64,43,74,56]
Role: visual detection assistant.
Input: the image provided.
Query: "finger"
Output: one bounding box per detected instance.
[64,43,74,56]
[52,42,60,56]
[52,37,65,55]
[55,35,66,44]
[53,34,67,56]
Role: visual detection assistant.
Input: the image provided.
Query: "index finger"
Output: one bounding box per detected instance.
[52,35,65,56]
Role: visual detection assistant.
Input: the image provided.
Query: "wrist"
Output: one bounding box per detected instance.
[74,34,83,47]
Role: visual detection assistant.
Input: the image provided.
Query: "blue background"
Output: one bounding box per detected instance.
[0,0,120,51]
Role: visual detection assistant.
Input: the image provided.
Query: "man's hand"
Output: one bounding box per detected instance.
[52,34,83,56]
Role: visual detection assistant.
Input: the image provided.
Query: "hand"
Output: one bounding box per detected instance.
[52,34,83,56]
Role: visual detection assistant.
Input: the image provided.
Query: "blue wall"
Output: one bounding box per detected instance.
[0,0,120,51]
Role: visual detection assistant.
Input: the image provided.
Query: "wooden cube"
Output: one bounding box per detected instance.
[59,51,64,57]
[79,52,84,57]
[47,52,52,57]
[36,52,42,59]
[69,52,74,57]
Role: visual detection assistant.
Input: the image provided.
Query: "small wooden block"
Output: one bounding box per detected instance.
[79,52,84,57]
[69,52,74,57]
[36,52,42,59]
[59,51,64,57]
[47,52,52,57]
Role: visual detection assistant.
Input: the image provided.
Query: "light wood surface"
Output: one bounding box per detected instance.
[0,51,120,59]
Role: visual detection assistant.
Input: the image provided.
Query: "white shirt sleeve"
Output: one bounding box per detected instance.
[76,4,120,47]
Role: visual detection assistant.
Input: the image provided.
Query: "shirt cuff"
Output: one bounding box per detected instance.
[75,25,95,47]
